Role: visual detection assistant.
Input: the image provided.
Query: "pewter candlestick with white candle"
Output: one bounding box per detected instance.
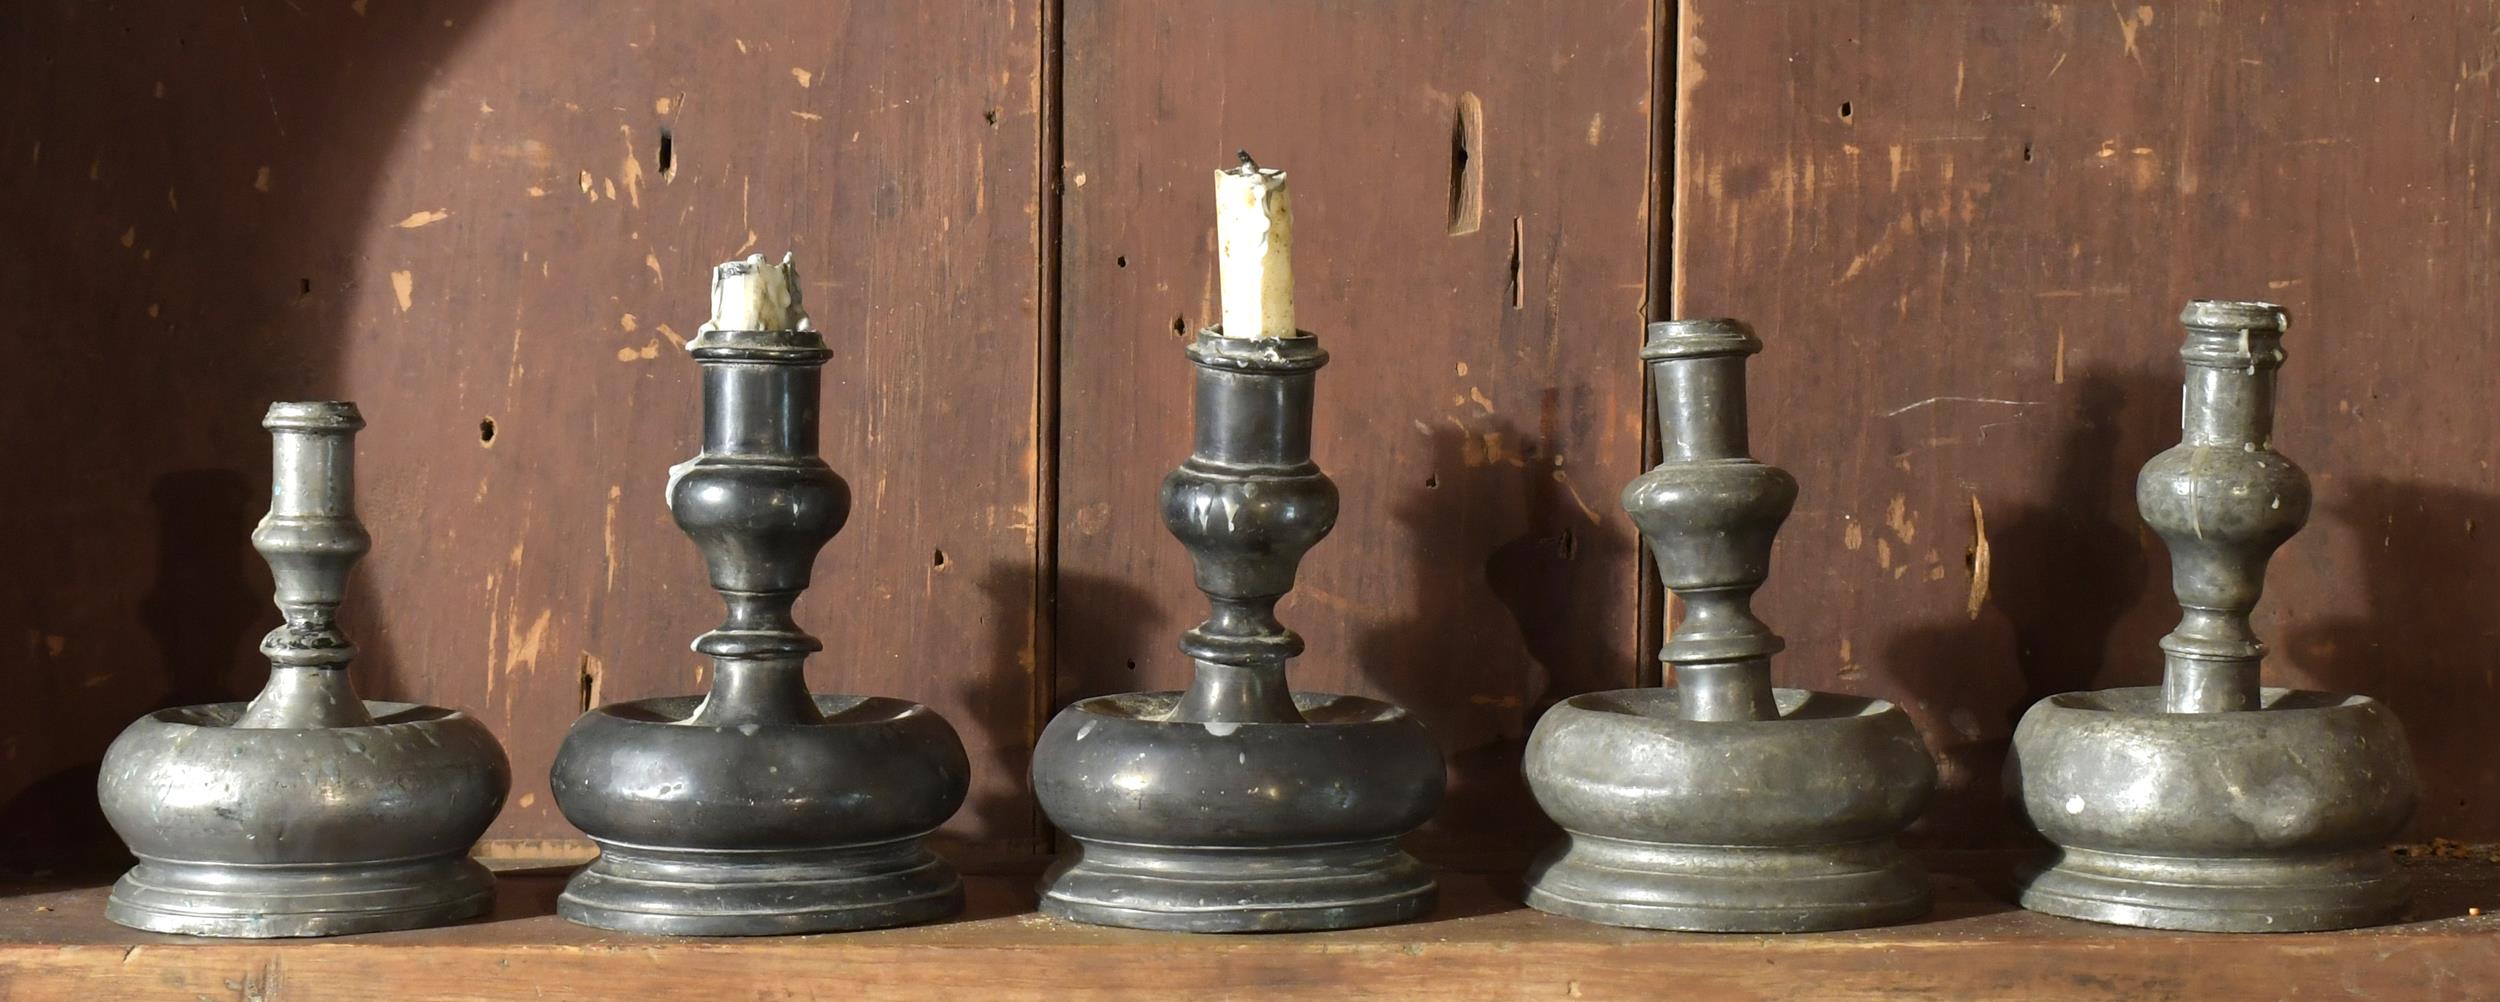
[549,252,971,936]
[1029,153,1444,932]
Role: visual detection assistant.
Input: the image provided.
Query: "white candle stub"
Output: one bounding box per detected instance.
[1213,158,1296,339]
[702,252,811,333]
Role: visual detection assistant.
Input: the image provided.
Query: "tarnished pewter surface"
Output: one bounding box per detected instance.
[1522,319,1935,932]
[1031,331,1442,932]
[97,402,510,937]
[551,258,968,936]
[2008,301,2419,932]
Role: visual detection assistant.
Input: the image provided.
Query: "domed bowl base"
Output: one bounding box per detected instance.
[2015,846,2408,933]
[1038,839,1434,933]
[1524,833,1929,933]
[106,853,493,938]
[558,839,962,937]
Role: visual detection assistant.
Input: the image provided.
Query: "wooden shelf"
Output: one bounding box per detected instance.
[7,860,2499,1000]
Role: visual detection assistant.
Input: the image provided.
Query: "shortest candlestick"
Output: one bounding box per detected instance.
[2006,301,2418,933]
[550,253,969,937]
[1029,328,1443,932]
[97,402,510,937]
[1521,320,1936,933]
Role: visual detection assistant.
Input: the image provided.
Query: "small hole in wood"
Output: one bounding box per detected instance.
[478,417,497,445]
[1171,314,1189,338]
[1447,92,1485,236]
[297,278,312,298]
[2021,142,2034,163]
[1506,218,1524,310]
[983,108,999,125]
[932,549,948,568]
[1424,474,1440,489]
[1116,255,1127,268]
[1839,101,1853,120]
[1556,529,1578,560]
[657,129,674,179]
[1124,660,1137,672]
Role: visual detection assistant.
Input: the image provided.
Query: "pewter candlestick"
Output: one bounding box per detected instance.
[97,402,510,937]
[550,253,969,936]
[2008,300,2418,932]
[1522,320,1935,932]
[1029,328,1444,933]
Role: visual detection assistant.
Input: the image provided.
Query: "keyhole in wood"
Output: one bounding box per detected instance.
[1447,92,1484,236]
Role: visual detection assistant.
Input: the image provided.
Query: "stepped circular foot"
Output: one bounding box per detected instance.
[1030,691,1444,932]
[1523,687,1935,932]
[2007,687,2418,932]
[107,853,492,938]
[1039,839,1434,933]
[559,841,961,936]
[1525,834,1928,933]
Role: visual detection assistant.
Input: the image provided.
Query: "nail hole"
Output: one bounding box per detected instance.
[1424,474,1440,489]
[1446,92,1484,236]
[983,108,999,125]
[932,548,948,568]
[1124,660,1137,672]
[1171,314,1189,338]
[1115,255,1127,268]
[1839,101,1853,120]
[2021,142,2034,163]
[478,417,497,445]
[657,129,675,179]
[1506,217,1524,310]
[297,277,312,298]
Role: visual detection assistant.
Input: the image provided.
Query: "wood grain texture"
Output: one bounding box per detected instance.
[1675,0,2500,844]
[1053,1,1657,859]
[4,861,2500,1000]
[0,1,1045,855]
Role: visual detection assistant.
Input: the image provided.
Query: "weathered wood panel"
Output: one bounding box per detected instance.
[1676,0,2500,843]
[0,0,1045,857]
[1054,1,1658,857]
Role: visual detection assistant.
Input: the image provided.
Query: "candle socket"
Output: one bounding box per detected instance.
[1522,320,1937,932]
[549,303,970,936]
[96,402,510,937]
[2007,301,2419,932]
[1030,329,1444,932]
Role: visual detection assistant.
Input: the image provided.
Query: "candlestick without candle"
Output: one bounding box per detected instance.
[1213,152,1297,339]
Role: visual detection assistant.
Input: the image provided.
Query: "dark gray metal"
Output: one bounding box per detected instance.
[550,256,969,936]
[97,402,510,937]
[1030,329,1443,933]
[1522,319,1935,933]
[2008,300,2419,932]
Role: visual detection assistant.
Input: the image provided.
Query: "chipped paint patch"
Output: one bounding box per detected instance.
[390,271,414,311]
[393,209,451,229]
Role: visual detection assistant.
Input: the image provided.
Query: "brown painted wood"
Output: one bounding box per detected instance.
[1053,1,1658,859]
[0,1,1045,856]
[1675,0,2500,845]
[4,861,2499,1000]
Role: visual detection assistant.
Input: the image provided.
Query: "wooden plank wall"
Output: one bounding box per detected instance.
[5,0,2498,871]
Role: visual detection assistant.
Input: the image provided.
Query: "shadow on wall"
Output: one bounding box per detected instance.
[2286,479,2500,840]
[1353,412,1637,860]
[981,565,1158,851]
[0,1,488,875]
[1886,371,2170,845]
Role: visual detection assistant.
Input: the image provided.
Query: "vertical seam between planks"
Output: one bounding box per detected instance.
[1031,0,1067,857]
[1634,0,1681,688]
